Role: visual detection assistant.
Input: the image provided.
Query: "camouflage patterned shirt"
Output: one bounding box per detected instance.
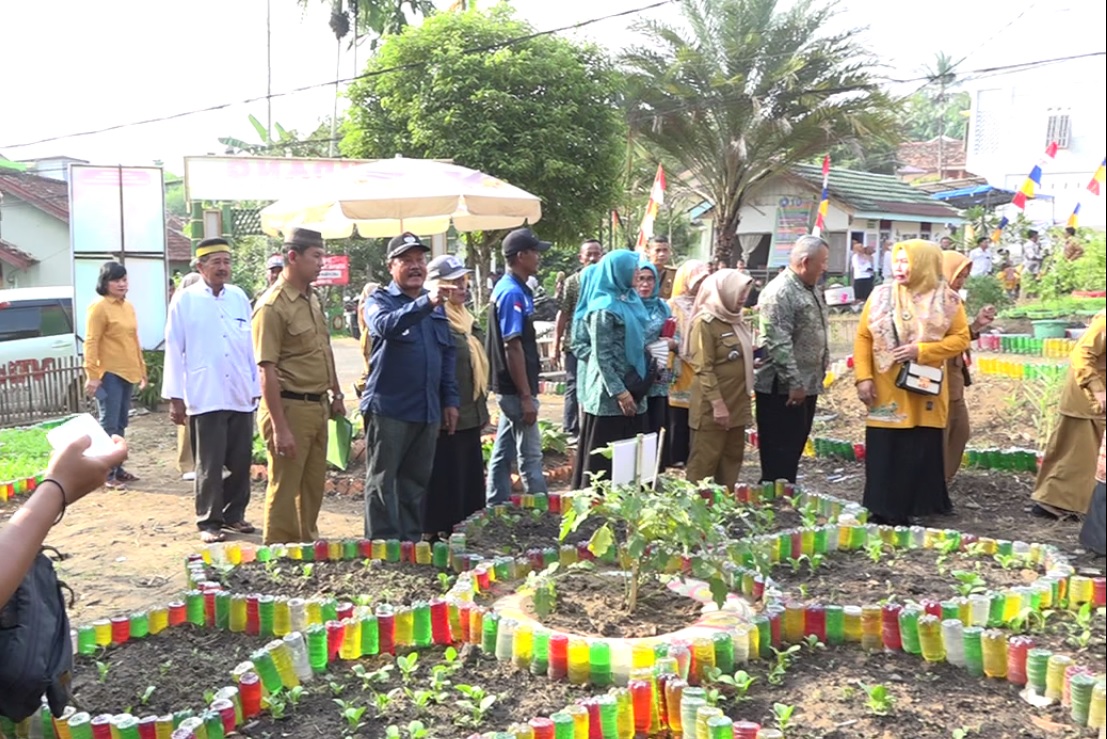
[754,269,829,396]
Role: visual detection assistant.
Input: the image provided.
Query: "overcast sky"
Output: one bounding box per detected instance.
[0,0,1101,171]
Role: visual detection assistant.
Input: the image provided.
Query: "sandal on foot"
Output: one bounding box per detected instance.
[115,469,140,483]
[222,521,256,534]
[200,529,226,543]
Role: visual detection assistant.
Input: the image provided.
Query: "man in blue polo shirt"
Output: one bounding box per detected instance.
[361,232,459,540]
[486,228,551,504]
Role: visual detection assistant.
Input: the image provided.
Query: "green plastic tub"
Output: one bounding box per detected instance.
[1031,319,1069,339]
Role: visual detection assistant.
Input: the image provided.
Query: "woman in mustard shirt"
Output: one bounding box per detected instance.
[84,261,147,488]
[854,240,970,525]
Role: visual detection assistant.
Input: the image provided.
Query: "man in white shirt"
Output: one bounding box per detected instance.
[968,237,994,277]
[163,238,262,543]
[880,241,894,282]
[1023,229,1043,276]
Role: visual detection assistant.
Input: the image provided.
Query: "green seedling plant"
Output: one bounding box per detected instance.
[263,688,289,720]
[1007,607,1051,635]
[397,653,419,684]
[455,684,497,727]
[158,659,174,677]
[952,727,979,738]
[799,505,820,529]
[1064,603,1104,650]
[963,542,988,558]
[437,572,455,594]
[803,634,825,652]
[372,691,393,716]
[767,645,801,686]
[861,683,895,715]
[772,702,795,735]
[560,471,738,612]
[137,685,156,707]
[334,698,368,737]
[993,552,1022,570]
[385,721,429,739]
[865,540,885,564]
[352,663,394,691]
[951,570,988,598]
[524,562,560,617]
[329,680,347,697]
[287,685,306,709]
[299,563,315,580]
[705,667,756,707]
[95,661,110,684]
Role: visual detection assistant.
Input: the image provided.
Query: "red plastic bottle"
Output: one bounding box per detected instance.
[239,672,262,718]
[430,599,450,644]
[326,620,345,661]
[378,612,396,655]
[401,540,415,563]
[358,538,373,558]
[548,634,569,680]
[314,540,329,561]
[805,604,827,643]
[1006,635,1033,685]
[630,680,652,734]
[110,615,130,645]
[245,595,260,636]
[168,601,186,626]
[882,604,903,651]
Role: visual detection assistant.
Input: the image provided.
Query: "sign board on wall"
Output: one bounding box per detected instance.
[767,197,815,268]
[184,156,380,202]
[68,165,168,351]
[314,255,350,287]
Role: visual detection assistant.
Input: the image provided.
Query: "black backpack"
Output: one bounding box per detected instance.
[0,549,74,722]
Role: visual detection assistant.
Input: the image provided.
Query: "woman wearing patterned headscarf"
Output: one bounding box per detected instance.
[854,240,970,525]
[666,259,709,468]
[684,269,756,489]
[570,251,650,489]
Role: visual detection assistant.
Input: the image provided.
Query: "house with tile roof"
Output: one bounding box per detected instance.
[690,164,962,274]
[0,168,192,289]
[896,136,973,183]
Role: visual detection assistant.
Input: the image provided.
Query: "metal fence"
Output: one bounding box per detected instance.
[0,355,94,428]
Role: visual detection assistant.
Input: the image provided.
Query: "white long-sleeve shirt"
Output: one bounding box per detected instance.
[162,280,260,415]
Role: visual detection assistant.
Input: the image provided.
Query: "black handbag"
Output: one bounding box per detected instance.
[890,297,943,397]
[622,353,659,403]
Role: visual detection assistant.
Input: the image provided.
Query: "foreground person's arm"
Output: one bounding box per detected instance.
[0,435,127,608]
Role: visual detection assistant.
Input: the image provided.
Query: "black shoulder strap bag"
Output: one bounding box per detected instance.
[889,292,944,397]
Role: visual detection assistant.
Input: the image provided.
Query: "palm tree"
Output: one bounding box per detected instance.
[923,51,959,178]
[621,0,898,263]
[296,0,435,42]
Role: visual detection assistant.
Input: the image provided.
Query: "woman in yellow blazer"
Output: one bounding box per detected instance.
[84,261,147,487]
[854,240,970,525]
[1031,309,1106,519]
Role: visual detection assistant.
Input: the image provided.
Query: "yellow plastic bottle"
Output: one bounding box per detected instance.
[1045,654,1073,701]
[395,607,414,646]
[415,541,432,565]
[270,642,301,689]
[981,629,1007,679]
[861,605,882,652]
[148,607,169,636]
[305,600,323,626]
[93,619,111,647]
[692,637,715,682]
[513,623,534,670]
[273,599,291,637]
[783,603,805,644]
[843,606,862,643]
[229,595,248,633]
[631,643,654,670]
[339,618,362,660]
[917,615,945,663]
[567,638,590,685]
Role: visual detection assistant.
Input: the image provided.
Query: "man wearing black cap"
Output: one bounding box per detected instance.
[485,227,551,505]
[361,232,459,541]
[252,228,345,545]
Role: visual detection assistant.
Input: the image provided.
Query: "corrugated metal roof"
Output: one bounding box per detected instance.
[788,164,962,220]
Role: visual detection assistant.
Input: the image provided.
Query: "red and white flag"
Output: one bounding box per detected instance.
[636,165,667,250]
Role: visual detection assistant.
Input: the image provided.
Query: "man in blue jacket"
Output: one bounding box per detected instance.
[361,233,459,540]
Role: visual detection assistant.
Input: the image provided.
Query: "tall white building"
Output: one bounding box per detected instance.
[964,3,1106,229]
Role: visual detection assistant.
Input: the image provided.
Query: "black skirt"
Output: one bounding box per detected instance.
[863,426,952,524]
[572,412,644,490]
[425,426,485,535]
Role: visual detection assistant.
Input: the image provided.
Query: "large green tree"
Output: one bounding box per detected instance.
[621,0,898,262]
[341,4,625,284]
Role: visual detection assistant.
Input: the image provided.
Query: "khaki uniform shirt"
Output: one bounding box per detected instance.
[252,276,334,394]
[688,314,753,430]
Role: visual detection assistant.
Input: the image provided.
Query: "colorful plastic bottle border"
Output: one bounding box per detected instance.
[0,415,74,503]
[24,495,1104,737]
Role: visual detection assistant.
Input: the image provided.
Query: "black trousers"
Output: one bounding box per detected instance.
[562,351,580,435]
[191,410,254,531]
[646,395,670,469]
[755,390,818,483]
[364,414,438,541]
[667,405,691,467]
[854,277,874,301]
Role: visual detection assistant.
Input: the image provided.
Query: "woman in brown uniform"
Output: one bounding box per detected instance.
[684,269,755,489]
[941,251,996,483]
[1031,309,1106,519]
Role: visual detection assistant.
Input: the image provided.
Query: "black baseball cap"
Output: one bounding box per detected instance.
[387,232,431,260]
[502,228,551,258]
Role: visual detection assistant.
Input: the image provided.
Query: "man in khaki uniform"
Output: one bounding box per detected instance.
[647,235,677,299]
[252,228,344,544]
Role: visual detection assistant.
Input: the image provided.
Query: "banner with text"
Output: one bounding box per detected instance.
[767,197,816,268]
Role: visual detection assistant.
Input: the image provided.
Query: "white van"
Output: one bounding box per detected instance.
[0,286,83,423]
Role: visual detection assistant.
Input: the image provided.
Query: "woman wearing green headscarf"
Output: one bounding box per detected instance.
[570,250,650,489]
[637,257,675,448]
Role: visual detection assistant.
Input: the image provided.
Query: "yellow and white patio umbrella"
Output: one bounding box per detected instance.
[259,157,542,239]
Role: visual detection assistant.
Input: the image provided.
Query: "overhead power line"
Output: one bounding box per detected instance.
[0,0,678,150]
